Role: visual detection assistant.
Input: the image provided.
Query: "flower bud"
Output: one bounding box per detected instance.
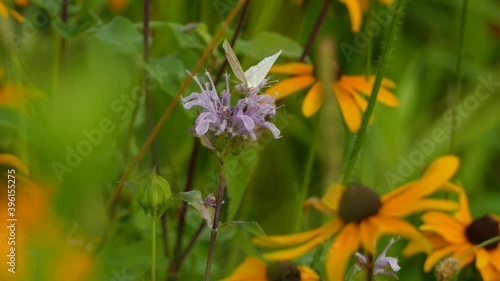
[135,169,171,219]
[435,257,460,281]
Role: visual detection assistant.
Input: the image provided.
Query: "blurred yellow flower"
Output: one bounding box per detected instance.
[220,256,319,281]
[0,154,95,281]
[0,1,24,22]
[341,0,394,32]
[418,185,500,280]
[253,156,460,281]
[0,69,44,111]
[109,0,128,12]
[265,62,398,132]
[14,0,29,8]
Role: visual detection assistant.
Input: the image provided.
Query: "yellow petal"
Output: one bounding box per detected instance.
[489,247,500,272]
[302,197,335,215]
[253,219,339,248]
[416,155,460,196]
[349,90,368,111]
[425,232,449,248]
[270,63,314,75]
[15,0,30,8]
[325,223,361,281]
[0,3,8,19]
[261,219,343,260]
[265,75,316,100]
[478,263,500,281]
[321,184,345,212]
[0,154,29,175]
[340,76,399,107]
[423,244,460,272]
[220,257,267,281]
[10,9,24,23]
[476,248,490,269]
[370,215,431,255]
[454,188,473,224]
[302,81,323,117]
[404,238,431,257]
[419,212,467,244]
[339,0,363,33]
[451,244,476,268]
[380,198,458,218]
[297,266,320,281]
[359,218,378,254]
[333,83,361,132]
[381,156,460,212]
[381,181,414,202]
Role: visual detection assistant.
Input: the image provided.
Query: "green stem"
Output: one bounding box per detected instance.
[448,0,469,153]
[152,214,157,281]
[52,33,61,96]
[342,0,407,185]
[457,235,500,260]
[296,114,321,232]
[204,162,226,281]
[365,0,376,76]
[309,242,324,272]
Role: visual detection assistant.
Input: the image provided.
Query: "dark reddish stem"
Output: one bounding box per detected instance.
[61,0,69,23]
[168,140,199,280]
[204,163,225,281]
[299,0,332,62]
[178,221,206,271]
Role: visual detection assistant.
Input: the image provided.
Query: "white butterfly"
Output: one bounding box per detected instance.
[222,39,282,94]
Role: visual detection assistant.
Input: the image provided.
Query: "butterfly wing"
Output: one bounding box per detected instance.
[244,50,282,88]
[222,40,247,85]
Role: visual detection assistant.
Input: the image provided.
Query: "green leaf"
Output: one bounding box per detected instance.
[224,149,259,220]
[167,22,211,49]
[147,55,185,96]
[236,32,303,60]
[52,11,101,38]
[179,190,214,227]
[220,221,266,237]
[94,16,142,55]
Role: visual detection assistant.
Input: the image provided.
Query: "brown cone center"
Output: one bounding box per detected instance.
[338,184,382,223]
[266,261,301,281]
[465,215,499,250]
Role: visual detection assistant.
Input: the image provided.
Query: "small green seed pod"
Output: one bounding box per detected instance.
[135,169,171,219]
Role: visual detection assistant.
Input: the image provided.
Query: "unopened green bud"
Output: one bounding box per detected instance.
[135,169,171,219]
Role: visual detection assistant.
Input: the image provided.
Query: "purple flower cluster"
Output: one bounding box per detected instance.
[182,71,281,152]
[355,237,401,279]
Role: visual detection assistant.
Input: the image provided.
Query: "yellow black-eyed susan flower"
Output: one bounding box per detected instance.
[220,256,319,281]
[264,62,398,132]
[418,186,500,280]
[253,156,460,281]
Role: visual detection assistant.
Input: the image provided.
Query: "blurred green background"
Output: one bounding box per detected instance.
[0,0,499,280]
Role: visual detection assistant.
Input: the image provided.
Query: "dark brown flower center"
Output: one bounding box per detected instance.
[465,215,499,250]
[266,261,301,281]
[338,184,382,223]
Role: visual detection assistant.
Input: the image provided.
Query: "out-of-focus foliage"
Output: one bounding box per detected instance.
[0,0,498,280]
